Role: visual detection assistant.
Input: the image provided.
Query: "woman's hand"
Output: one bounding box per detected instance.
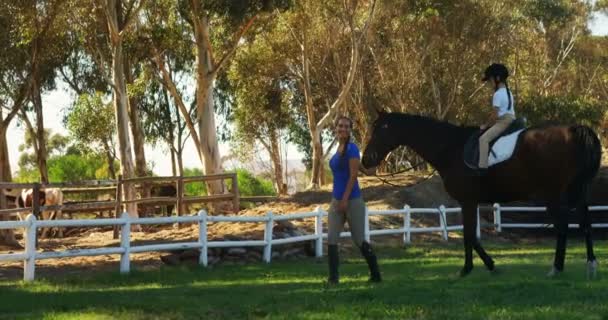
[338,199,348,214]
[360,166,376,176]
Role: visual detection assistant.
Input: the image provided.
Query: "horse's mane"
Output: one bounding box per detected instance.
[385,112,477,141]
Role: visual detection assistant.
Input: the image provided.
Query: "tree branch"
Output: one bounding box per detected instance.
[3,75,31,127]
[91,44,116,90]
[59,68,83,95]
[151,49,203,161]
[120,0,148,37]
[543,26,580,89]
[211,14,258,78]
[316,0,377,129]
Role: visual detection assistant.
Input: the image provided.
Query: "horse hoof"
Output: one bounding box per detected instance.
[547,266,561,278]
[587,260,598,280]
[490,267,500,275]
[459,266,473,277]
[486,261,495,271]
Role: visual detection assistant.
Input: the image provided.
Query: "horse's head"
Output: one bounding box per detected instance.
[362,111,400,170]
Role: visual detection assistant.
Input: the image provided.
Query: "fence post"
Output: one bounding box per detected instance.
[120,212,131,274]
[113,176,122,239]
[314,206,323,258]
[198,210,208,266]
[32,183,40,217]
[263,212,273,263]
[439,205,448,241]
[232,173,240,214]
[404,205,411,244]
[364,206,371,243]
[176,177,184,217]
[476,206,481,239]
[0,186,6,210]
[23,214,37,282]
[32,183,40,248]
[493,203,502,232]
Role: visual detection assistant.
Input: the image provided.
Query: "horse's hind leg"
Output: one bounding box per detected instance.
[473,241,495,271]
[548,202,568,277]
[578,201,598,279]
[460,203,494,276]
[469,205,494,271]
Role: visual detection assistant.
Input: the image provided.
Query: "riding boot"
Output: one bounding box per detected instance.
[360,241,382,282]
[327,244,339,285]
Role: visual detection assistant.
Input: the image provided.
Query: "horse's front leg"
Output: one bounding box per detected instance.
[40,211,51,239]
[460,203,475,276]
[55,209,63,238]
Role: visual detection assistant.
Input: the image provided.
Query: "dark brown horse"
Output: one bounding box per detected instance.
[361,111,602,278]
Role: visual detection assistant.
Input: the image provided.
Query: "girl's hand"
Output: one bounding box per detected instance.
[480,124,488,130]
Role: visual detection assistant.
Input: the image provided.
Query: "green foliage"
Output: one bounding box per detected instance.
[17,131,70,170]
[183,167,208,196]
[182,167,275,196]
[236,168,276,196]
[519,95,606,128]
[15,153,113,183]
[65,92,115,149]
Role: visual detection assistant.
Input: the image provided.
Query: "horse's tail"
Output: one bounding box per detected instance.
[568,125,602,202]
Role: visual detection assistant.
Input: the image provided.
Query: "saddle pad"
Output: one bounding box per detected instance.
[488,129,525,166]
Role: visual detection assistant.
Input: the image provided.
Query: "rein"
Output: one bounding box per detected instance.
[362,161,437,187]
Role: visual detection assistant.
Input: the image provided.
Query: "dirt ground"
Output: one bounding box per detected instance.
[0,172,446,280]
[2,156,608,280]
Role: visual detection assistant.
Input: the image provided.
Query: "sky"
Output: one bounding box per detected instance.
[6,12,608,177]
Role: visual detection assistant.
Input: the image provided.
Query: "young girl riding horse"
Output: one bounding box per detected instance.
[478,63,515,173]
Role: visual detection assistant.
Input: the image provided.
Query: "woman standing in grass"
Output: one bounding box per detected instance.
[326,116,381,285]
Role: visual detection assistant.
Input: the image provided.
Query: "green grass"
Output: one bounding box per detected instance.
[2,240,608,319]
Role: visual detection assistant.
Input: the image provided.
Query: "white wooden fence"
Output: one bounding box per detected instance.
[2,203,608,281]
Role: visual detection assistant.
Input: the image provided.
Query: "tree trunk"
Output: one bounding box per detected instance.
[177,150,184,177]
[103,140,116,179]
[309,127,323,190]
[0,82,27,247]
[192,13,224,195]
[300,28,322,190]
[31,77,49,184]
[125,55,148,178]
[268,130,287,195]
[0,126,11,182]
[170,147,177,177]
[0,125,19,247]
[109,24,137,218]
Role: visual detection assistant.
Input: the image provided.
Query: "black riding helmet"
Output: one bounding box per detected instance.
[482,63,509,82]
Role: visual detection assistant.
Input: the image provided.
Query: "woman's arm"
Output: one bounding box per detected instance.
[338,157,360,213]
[341,157,360,202]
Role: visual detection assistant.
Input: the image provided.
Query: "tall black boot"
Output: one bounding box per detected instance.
[327,244,339,284]
[360,241,381,282]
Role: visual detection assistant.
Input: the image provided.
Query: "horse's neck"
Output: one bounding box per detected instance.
[392,117,471,170]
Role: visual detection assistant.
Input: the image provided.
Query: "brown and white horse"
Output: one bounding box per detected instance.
[16,188,64,238]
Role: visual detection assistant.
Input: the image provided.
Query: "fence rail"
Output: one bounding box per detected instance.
[2,203,608,281]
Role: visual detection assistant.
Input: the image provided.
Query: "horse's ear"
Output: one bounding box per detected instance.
[376,107,388,117]
[373,103,386,116]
